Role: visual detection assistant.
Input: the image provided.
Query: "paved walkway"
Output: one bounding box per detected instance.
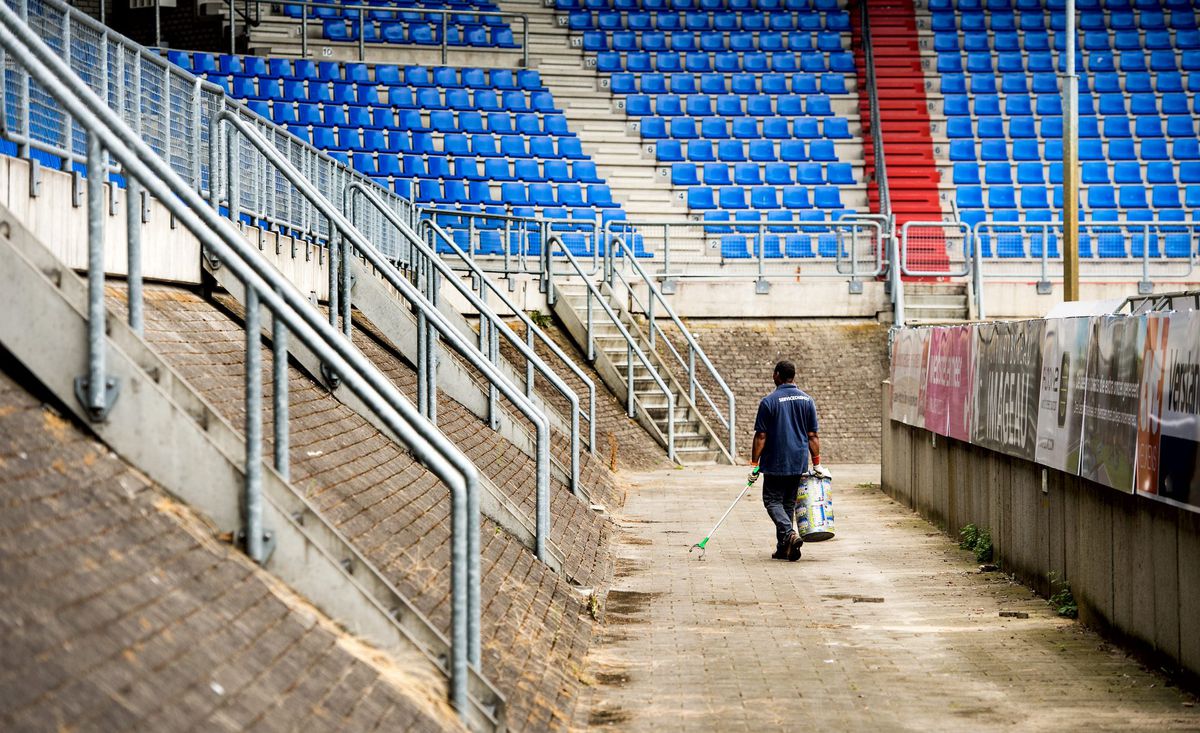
[583,464,1200,731]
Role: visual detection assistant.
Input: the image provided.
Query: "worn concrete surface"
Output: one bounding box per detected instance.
[583,464,1200,731]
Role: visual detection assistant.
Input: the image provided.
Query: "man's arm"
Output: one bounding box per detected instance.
[808,432,820,467]
[752,431,767,465]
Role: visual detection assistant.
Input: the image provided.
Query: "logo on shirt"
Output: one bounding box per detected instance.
[777,395,812,403]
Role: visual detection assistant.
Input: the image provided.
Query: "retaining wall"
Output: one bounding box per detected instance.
[881,381,1200,682]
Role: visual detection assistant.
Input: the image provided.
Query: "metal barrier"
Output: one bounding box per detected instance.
[606,234,736,461]
[212,109,559,573]
[228,0,531,66]
[899,220,972,277]
[344,181,590,499]
[0,5,488,720]
[971,219,1199,295]
[544,234,677,461]
[421,205,604,276]
[0,0,417,262]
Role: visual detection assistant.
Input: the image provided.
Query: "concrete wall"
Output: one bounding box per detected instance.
[680,319,889,463]
[881,381,1200,682]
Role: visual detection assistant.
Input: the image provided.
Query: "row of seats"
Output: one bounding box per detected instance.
[936,10,1200,31]
[348,154,605,182]
[947,138,1200,163]
[612,71,848,95]
[946,117,1200,144]
[940,70,1199,96]
[636,92,839,116]
[568,10,850,32]
[686,184,845,209]
[639,115,851,139]
[927,0,1195,13]
[594,48,855,78]
[934,29,1200,52]
[671,161,855,185]
[256,104,572,136]
[936,49,1198,74]
[285,3,505,22]
[586,31,847,54]
[225,78,557,110]
[943,112,1198,141]
[589,43,854,71]
[319,20,518,47]
[175,53,544,90]
[558,0,842,11]
[956,184,1200,209]
[294,128,587,158]
[410,179,619,207]
[654,137,842,162]
[951,160,1200,185]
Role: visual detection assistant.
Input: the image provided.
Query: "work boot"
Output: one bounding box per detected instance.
[786,531,803,562]
[771,546,787,560]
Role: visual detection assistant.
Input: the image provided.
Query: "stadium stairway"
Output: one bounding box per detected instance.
[855,0,952,275]
[498,0,689,222]
[548,277,735,465]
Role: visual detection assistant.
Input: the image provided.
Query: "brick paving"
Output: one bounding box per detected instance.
[105,286,607,730]
[0,366,462,732]
[583,464,1200,731]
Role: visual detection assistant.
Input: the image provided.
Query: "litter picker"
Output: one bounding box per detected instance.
[689,466,759,560]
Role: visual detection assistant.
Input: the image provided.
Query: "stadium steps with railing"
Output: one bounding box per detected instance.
[548,278,733,465]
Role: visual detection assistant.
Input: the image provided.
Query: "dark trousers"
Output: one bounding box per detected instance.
[762,473,803,552]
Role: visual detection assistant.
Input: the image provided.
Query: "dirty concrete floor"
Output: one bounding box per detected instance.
[582,464,1200,731]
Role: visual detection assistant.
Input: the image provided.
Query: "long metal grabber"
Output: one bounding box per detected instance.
[212,110,554,570]
[0,12,480,718]
[544,234,677,462]
[347,183,589,497]
[608,234,737,460]
[416,217,598,454]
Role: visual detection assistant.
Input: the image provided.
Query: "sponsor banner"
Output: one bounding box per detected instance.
[972,320,1044,461]
[1138,312,1200,512]
[890,327,927,429]
[1034,317,1092,474]
[1080,315,1146,493]
[924,325,975,440]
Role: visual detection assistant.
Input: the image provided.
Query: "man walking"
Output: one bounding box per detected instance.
[749,360,822,561]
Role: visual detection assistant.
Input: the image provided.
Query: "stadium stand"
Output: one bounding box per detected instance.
[925,0,1200,256]
[562,0,868,234]
[170,51,624,256]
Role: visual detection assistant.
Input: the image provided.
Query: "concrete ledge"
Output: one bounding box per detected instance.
[881,379,1200,684]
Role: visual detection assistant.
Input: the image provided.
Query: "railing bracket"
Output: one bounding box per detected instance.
[1037,280,1053,295]
[73,375,120,422]
[848,280,864,295]
[71,168,83,207]
[28,158,41,198]
[755,278,770,295]
[201,246,221,270]
[319,360,341,390]
[661,278,677,295]
[236,528,276,564]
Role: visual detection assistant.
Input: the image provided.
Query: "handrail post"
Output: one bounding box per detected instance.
[78,130,117,421]
[273,312,290,480]
[521,15,529,67]
[1140,222,1153,294]
[228,0,236,54]
[244,285,265,563]
[357,6,365,61]
[441,13,447,65]
[301,11,308,60]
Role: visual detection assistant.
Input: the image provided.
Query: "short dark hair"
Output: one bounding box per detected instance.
[774,360,796,382]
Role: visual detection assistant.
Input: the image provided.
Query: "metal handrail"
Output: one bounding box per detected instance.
[417,217,599,454]
[899,220,972,278]
[859,0,891,222]
[606,234,737,461]
[211,109,555,571]
[544,234,677,461]
[0,6,486,720]
[420,205,605,275]
[230,0,531,66]
[344,181,587,498]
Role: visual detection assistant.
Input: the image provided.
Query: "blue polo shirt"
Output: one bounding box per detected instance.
[754,383,819,475]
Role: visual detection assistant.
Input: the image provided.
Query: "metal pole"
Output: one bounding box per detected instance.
[126,174,144,334]
[229,0,236,55]
[358,6,365,62]
[273,312,290,481]
[441,13,447,65]
[154,0,161,48]
[521,15,529,67]
[626,341,634,418]
[301,11,308,59]
[83,131,108,418]
[341,229,352,336]
[1062,0,1080,301]
[245,285,265,563]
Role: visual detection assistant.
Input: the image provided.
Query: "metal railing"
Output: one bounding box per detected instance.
[859,0,890,223]
[229,0,530,66]
[211,108,558,568]
[0,0,417,263]
[970,219,1199,295]
[0,4,489,720]
[421,205,605,275]
[545,234,678,461]
[606,233,736,461]
[344,181,591,498]
[899,220,972,277]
